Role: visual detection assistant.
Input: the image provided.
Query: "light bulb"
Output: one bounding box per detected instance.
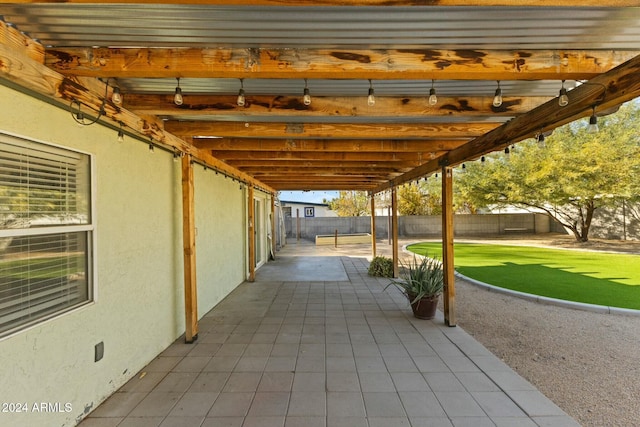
[428,80,437,106]
[303,87,311,106]
[367,88,375,106]
[537,133,545,148]
[174,87,183,106]
[148,143,155,153]
[428,87,437,106]
[588,113,599,133]
[558,88,569,107]
[237,88,246,107]
[117,129,124,143]
[112,87,122,105]
[493,85,503,107]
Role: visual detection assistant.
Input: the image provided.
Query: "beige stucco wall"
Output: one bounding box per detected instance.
[0,84,252,426]
[194,167,247,313]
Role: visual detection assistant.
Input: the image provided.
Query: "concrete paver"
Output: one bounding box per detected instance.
[80,241,579,427]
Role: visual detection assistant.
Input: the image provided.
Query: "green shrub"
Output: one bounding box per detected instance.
[368,256,394,277]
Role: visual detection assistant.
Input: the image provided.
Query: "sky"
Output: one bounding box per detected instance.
[278,190,339,204]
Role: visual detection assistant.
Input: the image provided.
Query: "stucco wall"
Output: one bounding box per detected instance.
[0,84,250,426]
[194,168,247,313]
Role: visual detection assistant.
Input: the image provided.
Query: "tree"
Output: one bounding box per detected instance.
[397,183,429,215]
[457,101,640,242]
[326,190,370,216]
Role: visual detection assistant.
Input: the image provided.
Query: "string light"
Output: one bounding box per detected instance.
[173,78,183,106]
[588,106,599,133]
[303,78,311,106]
[537,130,546,147]
[237,79,246,107]
[558,80,569,107]
[428,79,438,106]
[117,122,124,143]
[70,79,108,126]
[112,86,122,106]
[367,79,375,107]
[493,81,503,107]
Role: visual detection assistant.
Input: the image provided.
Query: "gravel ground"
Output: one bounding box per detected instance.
[364,235,640,427]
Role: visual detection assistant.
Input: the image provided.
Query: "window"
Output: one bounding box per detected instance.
[0,133,93,338]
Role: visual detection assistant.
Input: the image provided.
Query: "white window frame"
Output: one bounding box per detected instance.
[0,131,96,340]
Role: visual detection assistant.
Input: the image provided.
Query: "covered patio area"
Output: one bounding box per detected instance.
[80,242,578,427]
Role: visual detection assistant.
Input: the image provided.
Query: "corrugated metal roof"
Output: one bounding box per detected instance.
[1,3,638,190]
[2,5,639,50]
[1,5,637,100]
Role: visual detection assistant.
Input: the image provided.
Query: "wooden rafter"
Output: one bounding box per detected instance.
[124,94,547,118]
[46,47,638,81]
[167,122,499,139]
[195,139,467,152]
[210,150,437,162]
[9,0,639,6]
[225,160,423,169]
[374,53,640,193]
[0,21,276,194]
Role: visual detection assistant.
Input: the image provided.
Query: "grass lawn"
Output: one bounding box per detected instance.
[407,242,640,310]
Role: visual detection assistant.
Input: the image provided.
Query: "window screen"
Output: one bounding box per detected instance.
[0,134,93,338]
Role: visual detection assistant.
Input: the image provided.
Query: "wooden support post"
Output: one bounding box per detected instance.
[181,155,198,343]
[442,165,457,327]
[270,196,276,259]
[248,185,256,282]
[370,194,377,257]
[391,187,399,278]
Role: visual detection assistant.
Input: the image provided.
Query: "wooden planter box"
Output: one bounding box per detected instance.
[315,233,371,246]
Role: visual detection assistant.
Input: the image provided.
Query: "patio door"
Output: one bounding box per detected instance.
[254,198,265,268]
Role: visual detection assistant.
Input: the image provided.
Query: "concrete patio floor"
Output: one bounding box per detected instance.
[79,240,579,427]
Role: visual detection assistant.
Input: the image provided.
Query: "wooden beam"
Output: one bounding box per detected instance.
[248,185,256,282]
[225,159,423,169]
[167,121,498,139]
[442,165,456,327]
[212,150,435,162]
[370,194,377,258]
[246,167,408,175]
[196,138,468,152]
[124,94,545,118]
[374,53,640,193]
[269,183,377,191]
[265,177,384,186]
[0,23,276,195]
[0,21,44,63]
[181,155,199,342]
[46,46,638,80]
[12,0,640,6]
[391,187,399,278]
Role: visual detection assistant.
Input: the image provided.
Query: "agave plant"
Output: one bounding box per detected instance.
[386,255,444,304]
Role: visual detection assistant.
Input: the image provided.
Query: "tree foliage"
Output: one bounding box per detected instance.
[456,101,640,242]
[326,190,370,216]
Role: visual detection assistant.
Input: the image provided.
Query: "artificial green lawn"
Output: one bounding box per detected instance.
[407,242,640,310]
